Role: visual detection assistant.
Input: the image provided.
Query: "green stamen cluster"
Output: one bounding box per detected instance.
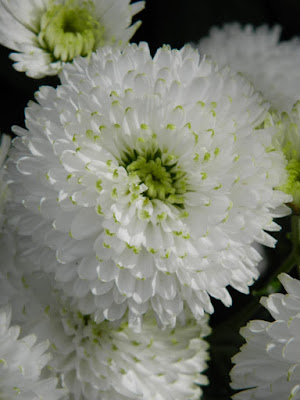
[268,105,300,214]
[38,0,105,62]
[122,147,188,206]
[279,158,300,213]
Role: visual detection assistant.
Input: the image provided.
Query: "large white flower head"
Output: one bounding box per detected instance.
[230,273,300,399]
[0,0,145,78]
[7,42,290,328]
[197,23,300,112]
[0,304,64,400]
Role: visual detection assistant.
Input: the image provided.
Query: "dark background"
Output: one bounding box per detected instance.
[1,1,299,398]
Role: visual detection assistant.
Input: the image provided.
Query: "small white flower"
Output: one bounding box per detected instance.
[7,43,290,328]
[0,304,63,400]
[230,273,300,399]
[0,0,145,78]
[197,23,300,112]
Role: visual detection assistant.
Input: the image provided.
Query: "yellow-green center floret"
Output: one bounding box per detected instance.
[279,158,300,212]
[124,148,188,206]
[38,0,105,62]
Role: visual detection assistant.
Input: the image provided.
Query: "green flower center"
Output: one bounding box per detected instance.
[123,148,188,206]
[280,158,300,212]
[38,0,104,62]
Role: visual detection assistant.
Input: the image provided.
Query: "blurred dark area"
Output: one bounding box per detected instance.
[134,0,300,52]
[1,0,300,133]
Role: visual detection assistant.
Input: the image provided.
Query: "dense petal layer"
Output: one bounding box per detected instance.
[6,43,290,327]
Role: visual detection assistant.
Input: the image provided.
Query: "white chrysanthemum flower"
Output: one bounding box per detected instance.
[0,231,210,400]
[0,0,145,78]
[0,134,11,230]
[51,307,210,400]
[230,273,300,399]
[0,304,64,400]
[197,23,300,112]
[7,43,290,327]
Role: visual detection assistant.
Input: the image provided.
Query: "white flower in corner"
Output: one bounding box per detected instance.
[0,0,145,78]
[0,304,63,400]
[231,273,300,399]
[197,23,300,112]
[7,43,290,328]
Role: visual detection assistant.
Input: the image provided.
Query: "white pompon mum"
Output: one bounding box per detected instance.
[7,42,291,328]
[52,307,211,400]
[0,0,145,78]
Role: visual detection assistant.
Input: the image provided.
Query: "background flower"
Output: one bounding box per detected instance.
[0,229,211,400]
[0,0,145,78]
[197,23,300,112]
[49,305,211,400]
[230,273,300,399]
[6,42,290,328]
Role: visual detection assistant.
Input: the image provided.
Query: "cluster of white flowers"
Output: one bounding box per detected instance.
[2,1,300,398]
